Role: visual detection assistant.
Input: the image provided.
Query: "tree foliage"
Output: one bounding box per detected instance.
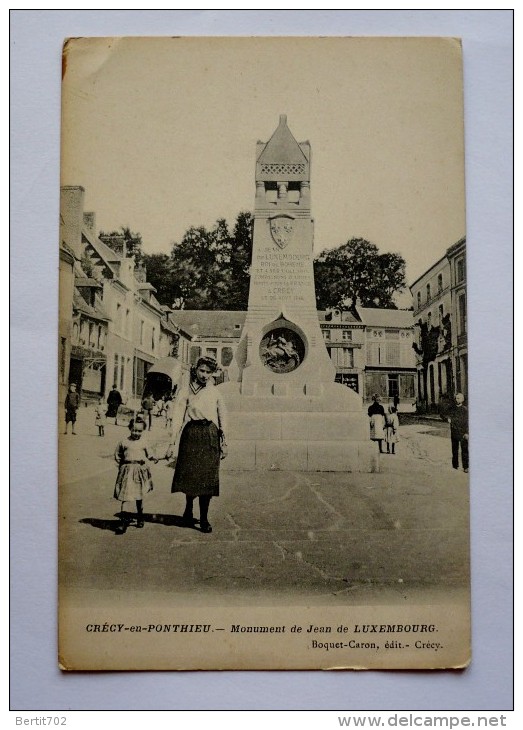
[313,238,406,310]
[143,212,253,310]
[99,226,144,264]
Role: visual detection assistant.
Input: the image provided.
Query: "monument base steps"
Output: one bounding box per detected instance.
[223,439,380,473]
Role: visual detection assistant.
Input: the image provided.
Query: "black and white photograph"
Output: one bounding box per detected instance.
[56,35,472,671]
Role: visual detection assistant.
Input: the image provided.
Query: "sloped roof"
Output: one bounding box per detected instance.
[73,290,111,321]
[75,277,102,288]
[358,307,414,328]
[318,309,361,324]
[257,115,308,165]
[169,310,247,339]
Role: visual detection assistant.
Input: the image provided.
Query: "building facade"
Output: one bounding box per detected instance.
[60,185,182,405]
[409,236,467,409]
[169,307,417,409]
[447,237,468,397]
[319,307,417,410]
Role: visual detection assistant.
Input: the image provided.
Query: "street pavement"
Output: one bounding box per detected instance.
[59,406,469,606]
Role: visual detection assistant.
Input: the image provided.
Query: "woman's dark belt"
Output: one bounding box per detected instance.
[123,460,145,465]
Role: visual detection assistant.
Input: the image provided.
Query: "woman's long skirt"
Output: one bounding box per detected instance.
[172,420,220,497]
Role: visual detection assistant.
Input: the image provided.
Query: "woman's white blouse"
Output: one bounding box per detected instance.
[171,382,228,441]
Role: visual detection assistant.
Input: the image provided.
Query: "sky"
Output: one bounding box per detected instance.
[61,36,466,289]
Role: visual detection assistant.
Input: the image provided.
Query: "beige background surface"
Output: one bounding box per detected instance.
[59,36,469,672]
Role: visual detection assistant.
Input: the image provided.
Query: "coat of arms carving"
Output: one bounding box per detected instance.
[269,216,294,249]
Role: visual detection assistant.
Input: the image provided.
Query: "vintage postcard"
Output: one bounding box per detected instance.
[59,36,469,670]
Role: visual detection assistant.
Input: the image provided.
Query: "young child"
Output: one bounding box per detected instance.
[113,420,157,534]
[164,396,174,430]
[385,405,400,454]
[94,397,106,436]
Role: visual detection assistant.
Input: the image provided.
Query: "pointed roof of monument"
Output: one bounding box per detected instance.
[258,115,308,165]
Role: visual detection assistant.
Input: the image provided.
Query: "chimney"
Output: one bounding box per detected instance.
[83,212,96,232]
[99,233,126,258]
[60,185,85,257]
[134,263,147,283]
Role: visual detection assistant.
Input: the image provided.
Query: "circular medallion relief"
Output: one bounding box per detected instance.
[259,327,305,374]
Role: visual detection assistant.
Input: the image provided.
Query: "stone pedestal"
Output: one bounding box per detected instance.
[218,115,377,473]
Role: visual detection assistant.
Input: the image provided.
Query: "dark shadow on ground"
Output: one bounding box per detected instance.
[79,512,199,532]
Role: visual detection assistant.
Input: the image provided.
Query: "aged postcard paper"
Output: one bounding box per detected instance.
[59,36,469,670]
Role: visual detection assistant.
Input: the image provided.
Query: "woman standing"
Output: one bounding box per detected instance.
[368,393,386,454]
[170,357,228,533]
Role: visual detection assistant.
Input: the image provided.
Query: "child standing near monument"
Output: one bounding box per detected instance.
[113,420,157,534]
[385,405,400,454]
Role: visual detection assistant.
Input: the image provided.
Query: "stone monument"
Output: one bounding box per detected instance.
[219,115,378,472]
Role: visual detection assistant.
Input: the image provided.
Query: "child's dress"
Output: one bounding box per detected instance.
[385,412,400,445]
[94,404,106,426]
[114,438,153,502]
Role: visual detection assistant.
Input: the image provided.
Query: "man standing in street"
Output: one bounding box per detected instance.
[107,384,123,424]
[64,383,80,435]
[448,392,469,473]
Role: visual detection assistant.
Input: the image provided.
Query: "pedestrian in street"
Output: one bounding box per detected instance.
[393,393,400,411]
[385,405,400,454]
[142,392,155,430]
[447,392,469,473]
[113,420,157,534]
[164,396,174,430]
[64,383,80,435]
[107,384,123,424]
[368,394,386,454]
[170,356,228,534]
[94,397,106,437]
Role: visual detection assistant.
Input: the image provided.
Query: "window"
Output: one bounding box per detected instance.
[119,357,125,390]
[400,373,415,399]
[384,342,400,366]
[437,273,443,292]
[116,303,122,332]
[335,373,359,392]
[72,322,79,343]
[221,347,233,366]
[456,257,465,283]
[427,312,432,328]
[426,283,431,302]
[339,348,354,368]
[322,329,331,341]
[140,320,144,345]
[60,337,67,382]
[125,309,130,336]
[113,355,119,387]
[458,293,467,334]
[342,329,352,341]
[152,327,156,351]
[366,342,380,365]
[417,292,421,309]
[455,355,462,392]
[388,374,399,398]
[438,304,444,323]
[190,346,201,365]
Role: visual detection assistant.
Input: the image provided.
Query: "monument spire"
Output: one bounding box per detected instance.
[217,116,376,473]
